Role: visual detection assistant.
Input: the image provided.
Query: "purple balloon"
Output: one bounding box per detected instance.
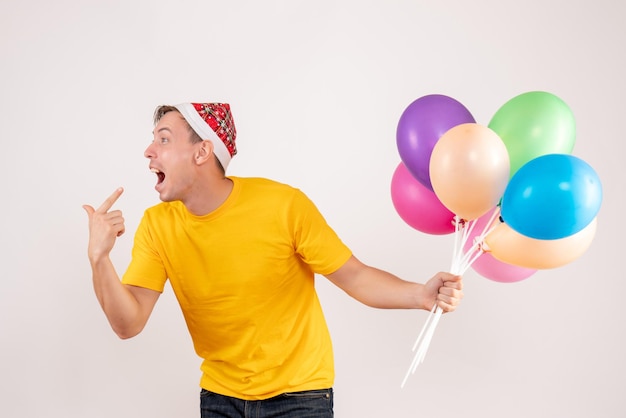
[396,94,475,190]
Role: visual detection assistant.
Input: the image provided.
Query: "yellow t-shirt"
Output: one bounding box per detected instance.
[122,177,352,400]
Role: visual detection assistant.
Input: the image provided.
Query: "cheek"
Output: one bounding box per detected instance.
[169,155,196,179]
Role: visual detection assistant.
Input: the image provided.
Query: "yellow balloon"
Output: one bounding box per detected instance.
[429,123,510,220]
[484,218,598,269]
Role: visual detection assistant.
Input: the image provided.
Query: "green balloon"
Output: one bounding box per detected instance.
[488,91,576,178]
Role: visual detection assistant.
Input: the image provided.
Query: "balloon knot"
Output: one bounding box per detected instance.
[452,217,467,228]
[478,241,491,252]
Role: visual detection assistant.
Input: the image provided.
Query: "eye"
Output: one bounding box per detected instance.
[160,137,169,144]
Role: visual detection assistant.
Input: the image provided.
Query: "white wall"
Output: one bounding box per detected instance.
[1,0,624,416]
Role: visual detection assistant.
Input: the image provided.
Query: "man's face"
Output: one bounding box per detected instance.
[145,111,200,203]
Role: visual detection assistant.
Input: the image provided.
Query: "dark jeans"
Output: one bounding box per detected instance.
[200,388,334,418]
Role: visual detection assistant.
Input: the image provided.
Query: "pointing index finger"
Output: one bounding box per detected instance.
[96,187,124,213]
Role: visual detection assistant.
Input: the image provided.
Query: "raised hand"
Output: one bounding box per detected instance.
[83,188,125,261]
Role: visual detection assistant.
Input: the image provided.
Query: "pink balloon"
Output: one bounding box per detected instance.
[463,207,537,283]
[470,252,537,283]
[391,162,455,235]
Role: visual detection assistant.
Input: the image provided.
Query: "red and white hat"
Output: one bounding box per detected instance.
[174,102,237,170]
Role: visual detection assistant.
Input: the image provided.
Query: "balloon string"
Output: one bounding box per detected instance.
[461,248,485,273]
[403,221,464,388]
[401,304,442,389]
[451,217,470,273]
[451,216,462,271]
[461,218,478,252]
[482,206,501,238]
[410,302,438,352]
[455,207,501,273]
[401,207,502,388]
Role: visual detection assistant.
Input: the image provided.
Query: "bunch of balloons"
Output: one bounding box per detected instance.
[394,92,602,386]
[392,91,602,284]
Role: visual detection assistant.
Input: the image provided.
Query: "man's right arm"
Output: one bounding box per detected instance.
[84,188,160,339]
[89,256,160,339]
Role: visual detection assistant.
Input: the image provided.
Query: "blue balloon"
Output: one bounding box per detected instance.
[501,154,602,240]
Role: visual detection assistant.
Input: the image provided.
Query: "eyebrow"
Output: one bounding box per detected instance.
[152,127,172,135]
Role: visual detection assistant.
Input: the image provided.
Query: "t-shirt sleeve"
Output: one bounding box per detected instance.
[121,212,168,293]
[289,189,353,275]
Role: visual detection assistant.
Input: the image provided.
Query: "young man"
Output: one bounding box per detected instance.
[83,102,463,417]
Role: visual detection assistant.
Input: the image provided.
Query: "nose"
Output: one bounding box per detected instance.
[144,141,155,159]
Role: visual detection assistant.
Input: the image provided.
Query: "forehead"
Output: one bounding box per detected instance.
[154,111,189,134]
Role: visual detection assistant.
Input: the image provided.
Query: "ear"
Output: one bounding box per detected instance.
[194,140,215,165]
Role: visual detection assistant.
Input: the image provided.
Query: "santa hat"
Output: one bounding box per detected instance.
[174,102,237,170]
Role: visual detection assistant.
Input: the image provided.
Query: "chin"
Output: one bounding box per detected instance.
[156,190,175,203]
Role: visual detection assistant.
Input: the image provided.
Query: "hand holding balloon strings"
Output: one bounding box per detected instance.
[400,210,500,388]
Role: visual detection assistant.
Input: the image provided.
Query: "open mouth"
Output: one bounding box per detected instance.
[151,168,165,185]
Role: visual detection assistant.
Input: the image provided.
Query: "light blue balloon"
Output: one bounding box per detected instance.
[501,154,602,240]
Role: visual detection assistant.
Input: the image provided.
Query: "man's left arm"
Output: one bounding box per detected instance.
[324,255,463,312]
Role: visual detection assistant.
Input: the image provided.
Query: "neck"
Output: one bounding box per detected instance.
[184,176,234,216]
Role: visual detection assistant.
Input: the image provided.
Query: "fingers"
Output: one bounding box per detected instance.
[440,272,463,288]
[83,189,126,260]
[82,205,95,217]
[437,300,458,313]
[437,288,463,310]
[437,273,464,313]
[83,187,123,219]
[82,205,125,233]
[84,192,126,235]
[103,209,124,222]
[106,210,126,237]
[96,187,124,213]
